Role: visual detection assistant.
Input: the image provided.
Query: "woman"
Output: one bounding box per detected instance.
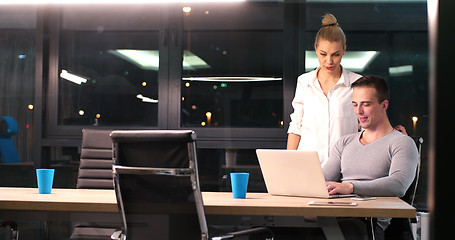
[287,14,361,166]
[287,14,406,166]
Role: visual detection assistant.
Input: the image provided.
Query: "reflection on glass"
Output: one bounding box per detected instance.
[305,51,379,72]
[181,31,284,128]
[59,31,159,126]
[0,6,36,164]
[304,2,428,210]
[196,148,266,192]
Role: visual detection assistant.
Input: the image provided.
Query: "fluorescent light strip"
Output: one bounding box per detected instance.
[182,77,282,82]
[136,94,158,103]
[109,49,160,71]
[109,49,210,71]
[389,65,413,76]
[307,0,425,2]
[182,50,211,71]
[60,70,88,85]
[305,51,379,72]
[0,0,245,4]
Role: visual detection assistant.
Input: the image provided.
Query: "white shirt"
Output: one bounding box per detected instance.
[288,67,362,166]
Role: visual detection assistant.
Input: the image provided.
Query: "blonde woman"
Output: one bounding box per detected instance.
[287,14,406,166]
[287,14,361,166]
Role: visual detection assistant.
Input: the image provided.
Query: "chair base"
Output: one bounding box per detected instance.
[70,226,118,240]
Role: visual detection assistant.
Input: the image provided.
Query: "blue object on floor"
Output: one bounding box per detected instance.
[0,116,21,163]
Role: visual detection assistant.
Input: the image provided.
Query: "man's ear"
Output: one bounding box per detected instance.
[382,100,389,111]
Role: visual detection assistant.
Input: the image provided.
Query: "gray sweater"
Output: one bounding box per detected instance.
[323,130,419,197]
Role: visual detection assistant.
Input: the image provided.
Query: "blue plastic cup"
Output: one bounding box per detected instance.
[230,172,249,199]
[36,169,55,194]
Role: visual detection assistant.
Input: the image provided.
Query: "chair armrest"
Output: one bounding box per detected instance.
[110,229,124,240]
[212,227,274,240]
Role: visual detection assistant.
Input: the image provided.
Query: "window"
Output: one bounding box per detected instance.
[303,2,428,137]
[181,31,283,128]
[181,3,284,129]
[38,2,428,199]
[46,2,288,146]
[303,1,428,208]
[55,5,162,129]
[0,6,36,165]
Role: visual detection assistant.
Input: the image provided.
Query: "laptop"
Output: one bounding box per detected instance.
[256,149,356,199]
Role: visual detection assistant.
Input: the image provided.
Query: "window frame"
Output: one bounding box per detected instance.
[43,3,296,149]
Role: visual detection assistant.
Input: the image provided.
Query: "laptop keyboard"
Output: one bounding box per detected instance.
[329,194,357,199]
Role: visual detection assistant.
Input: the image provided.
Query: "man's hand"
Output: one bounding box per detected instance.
[326,181,354,195]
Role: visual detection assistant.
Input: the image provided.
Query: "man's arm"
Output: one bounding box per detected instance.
[350,136,419,197]
[322,136,345,182]
[323,136,352,194]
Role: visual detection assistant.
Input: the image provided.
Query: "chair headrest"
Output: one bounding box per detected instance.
[110,130,196,143]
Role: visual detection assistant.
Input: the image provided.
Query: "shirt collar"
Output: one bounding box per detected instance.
[338,67,351,87]
[307,66,350,87]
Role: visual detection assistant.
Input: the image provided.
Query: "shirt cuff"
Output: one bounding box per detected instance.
[287,123,301,135]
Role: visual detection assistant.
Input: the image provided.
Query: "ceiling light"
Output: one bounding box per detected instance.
[305,51,379,72]
[182,50,210,70]
[60,70,88,85]
[109,50,160,71]
[136,94,158,103]
[389,65,413,77]
[307,0,425,2]
[109,49,210,71]
[0,0,245,4]
[182,77,282,82]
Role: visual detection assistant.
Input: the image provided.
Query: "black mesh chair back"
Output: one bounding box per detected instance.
[402,136,424,206]
[111,130,208,240]
[385,136,423,240]
[77,128,115,189]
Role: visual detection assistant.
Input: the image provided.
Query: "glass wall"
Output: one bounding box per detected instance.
[0,6,36,185]
[57,5,161,127]
[303,2,428,207]
[0,0,428,202]
[0,1,428,194]
[0,1,429,238]
[181,2,284,128]
[304,2,428,139]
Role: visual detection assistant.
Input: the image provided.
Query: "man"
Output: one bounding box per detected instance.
[322,76,419,239]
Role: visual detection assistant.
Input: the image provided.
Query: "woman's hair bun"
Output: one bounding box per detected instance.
[321,13,338,27]
[315,13,345,46]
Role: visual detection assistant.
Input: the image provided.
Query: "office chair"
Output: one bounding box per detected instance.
[0,116,21,240]
[0,221,18,240]
[70,128,122,240]
[110,130,273,240]
[384,136,423,240]
[0,116,21,163]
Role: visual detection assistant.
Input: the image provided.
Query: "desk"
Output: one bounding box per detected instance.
[0,187,416,239]
[203,192,416,218]
[0,187,118,213]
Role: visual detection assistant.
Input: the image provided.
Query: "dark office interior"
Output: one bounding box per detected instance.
[1,0,452,239]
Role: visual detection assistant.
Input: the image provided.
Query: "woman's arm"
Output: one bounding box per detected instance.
[287,75,305,148]
[287,133,301,150]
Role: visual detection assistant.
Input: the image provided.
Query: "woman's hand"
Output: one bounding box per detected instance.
[394,125,408,135]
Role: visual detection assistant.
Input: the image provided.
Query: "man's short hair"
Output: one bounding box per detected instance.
[351,76,390,103]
